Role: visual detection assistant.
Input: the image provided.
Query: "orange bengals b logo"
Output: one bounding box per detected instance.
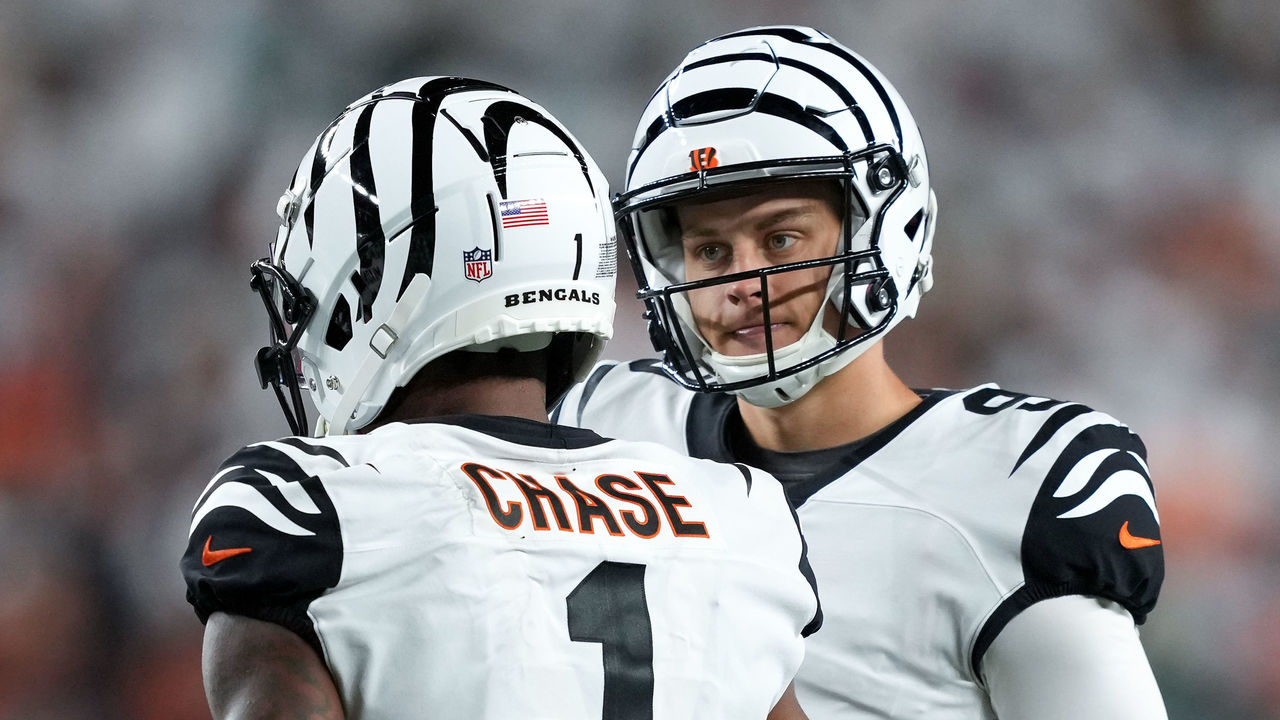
[688,147,719,171]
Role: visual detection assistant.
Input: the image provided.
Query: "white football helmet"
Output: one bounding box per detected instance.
[616,26,936,407]
[252,77,617,435]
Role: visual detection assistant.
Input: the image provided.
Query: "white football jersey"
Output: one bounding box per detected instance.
[555,360,1164,720]
[183,415,821,719]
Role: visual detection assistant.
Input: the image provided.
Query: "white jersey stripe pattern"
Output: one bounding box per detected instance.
[189,479,315,538]
[555,367,1164,719]
[183,417,819,719]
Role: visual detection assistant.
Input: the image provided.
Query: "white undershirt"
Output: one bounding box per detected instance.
[982,595,1167,720]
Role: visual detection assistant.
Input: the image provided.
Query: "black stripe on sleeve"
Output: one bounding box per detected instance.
[626,358,670,377]
[182,457,344,658]
[732,463,754,495]
[193,441,348,514]
[573,363,616,426]
[1009,403,1093,475]
[275,437,352,467]
[783,496,823,638]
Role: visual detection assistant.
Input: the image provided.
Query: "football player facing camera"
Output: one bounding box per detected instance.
[556,26,1168,719]
[181,77,820,720]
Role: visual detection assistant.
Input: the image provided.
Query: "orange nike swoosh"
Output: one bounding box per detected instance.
[1119,521,1161,549]
[202,535,253,566]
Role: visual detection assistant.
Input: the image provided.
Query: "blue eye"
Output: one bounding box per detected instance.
[767,234,796,251]
[698,244,727,263]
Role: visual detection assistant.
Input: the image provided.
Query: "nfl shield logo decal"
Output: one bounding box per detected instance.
[463,247,493,283]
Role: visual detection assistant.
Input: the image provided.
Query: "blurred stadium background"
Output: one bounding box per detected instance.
[1,1,1277,717]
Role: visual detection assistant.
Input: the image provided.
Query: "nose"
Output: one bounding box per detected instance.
[724,244,768,306]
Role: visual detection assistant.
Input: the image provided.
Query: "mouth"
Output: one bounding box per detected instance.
[722,323,789,354]
[732,323,785,340]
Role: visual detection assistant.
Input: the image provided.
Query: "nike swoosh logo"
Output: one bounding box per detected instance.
[202,535,253,566]
[1119,521,1161,549]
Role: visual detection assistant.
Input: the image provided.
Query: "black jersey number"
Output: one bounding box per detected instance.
[566,561,654,720]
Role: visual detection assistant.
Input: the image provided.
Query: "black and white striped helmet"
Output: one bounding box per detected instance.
[617,26,936,407]
[251,77,616,435]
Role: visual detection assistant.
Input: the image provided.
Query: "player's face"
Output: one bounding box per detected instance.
[676,181,841,357]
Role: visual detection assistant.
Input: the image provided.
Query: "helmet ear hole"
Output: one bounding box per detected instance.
[325,295,353,351]
[904,208,924,241]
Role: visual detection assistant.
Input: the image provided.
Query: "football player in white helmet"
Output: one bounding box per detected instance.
[182,76,820,720]
[557,26,1168,719]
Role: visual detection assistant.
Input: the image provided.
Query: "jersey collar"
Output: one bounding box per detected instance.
[690,389,955,507]
[414,414,610,450]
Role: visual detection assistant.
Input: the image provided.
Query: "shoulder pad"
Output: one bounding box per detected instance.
[969,389,1163,674]
[181,440,345,635]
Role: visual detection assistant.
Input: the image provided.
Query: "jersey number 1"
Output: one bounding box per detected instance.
[566,561,654,720]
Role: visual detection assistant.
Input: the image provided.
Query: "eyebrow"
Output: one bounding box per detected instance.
[680,204,822,242]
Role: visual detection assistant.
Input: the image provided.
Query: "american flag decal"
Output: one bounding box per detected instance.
[499,198,550,228]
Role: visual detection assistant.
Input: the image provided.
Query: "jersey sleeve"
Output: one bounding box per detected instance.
[784,486,824,639]
[983,596,1167,718]
[551,359,623,427]
[970,392,1164,672]
[731,461,824,639]
[552,358,704,460]
[180,438,346,653]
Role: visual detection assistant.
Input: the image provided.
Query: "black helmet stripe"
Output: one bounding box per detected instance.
[396,77,507,300]
[711,26,816,43]
[399,86,444,299]
[631,115,667,182]
[695,26,903,147]
[627,89,849,184]
[481,100,596,199]
[669,87,757,122]
[440,108,490,162]
[348,102,385,323]
[304,136,327,248]
[807,43,902,146]
[681,51,774,72]
[680,52,859,112]
[755,93,848,151]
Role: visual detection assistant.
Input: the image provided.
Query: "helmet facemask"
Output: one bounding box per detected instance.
[620,145,912,407]
[618,25,936,407]
[249,257,317,436]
